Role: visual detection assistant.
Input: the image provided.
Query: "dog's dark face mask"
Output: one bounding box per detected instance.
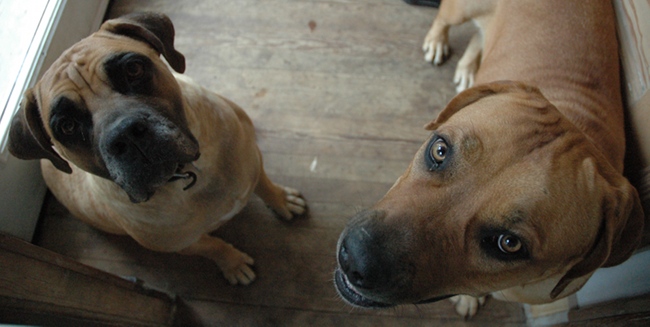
[8,13,200,203]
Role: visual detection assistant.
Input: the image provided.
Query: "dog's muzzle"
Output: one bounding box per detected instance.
[99,112,199,203]
[334,209,453,308]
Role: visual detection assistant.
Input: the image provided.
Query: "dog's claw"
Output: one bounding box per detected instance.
[450,295,487,318]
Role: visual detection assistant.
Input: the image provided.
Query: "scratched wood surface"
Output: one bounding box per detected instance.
[34,0,527,325]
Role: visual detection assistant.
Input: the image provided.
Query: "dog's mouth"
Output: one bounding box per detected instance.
[334,268,393,308]
[168,163,198,190]
[110,148,200,204]
[116,161,187,203]
[334,268,454,308]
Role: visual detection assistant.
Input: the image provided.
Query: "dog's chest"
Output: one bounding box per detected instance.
[206,183,254,230]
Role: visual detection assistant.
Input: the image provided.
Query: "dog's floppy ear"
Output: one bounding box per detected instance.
[424,81,545,130]
[101,12,186,73]
[8,89,72,173]
[550,159,644,299]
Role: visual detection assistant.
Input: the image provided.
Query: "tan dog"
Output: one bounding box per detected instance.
[334,0,644,318]
[9,12,306,285]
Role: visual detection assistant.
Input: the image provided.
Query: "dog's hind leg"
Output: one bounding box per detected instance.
[179,234,256,285]
[254,166,306,221]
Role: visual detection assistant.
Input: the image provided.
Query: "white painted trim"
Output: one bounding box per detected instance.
[576,247,650,307]
[0,0,64,159]
[0,0,109,241]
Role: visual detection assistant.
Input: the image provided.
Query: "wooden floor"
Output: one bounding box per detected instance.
[35,0,527,325]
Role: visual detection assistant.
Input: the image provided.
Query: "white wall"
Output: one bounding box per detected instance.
[0,0,108,241]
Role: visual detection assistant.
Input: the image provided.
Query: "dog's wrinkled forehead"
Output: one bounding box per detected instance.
[36,35,159,110]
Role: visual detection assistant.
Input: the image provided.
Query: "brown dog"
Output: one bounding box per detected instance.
[9,12,306,285]
[334,0,644,317]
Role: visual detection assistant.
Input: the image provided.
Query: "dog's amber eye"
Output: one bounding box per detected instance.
[430,139,448,163]
[125,60,144,79]
[60,119,76,135]
[497,234,522,254]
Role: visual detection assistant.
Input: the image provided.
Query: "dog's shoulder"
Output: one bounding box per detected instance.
[173,73,256,142]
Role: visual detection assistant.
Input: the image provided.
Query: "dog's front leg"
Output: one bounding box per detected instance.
[180,234,255,285]
[453,31,482,92]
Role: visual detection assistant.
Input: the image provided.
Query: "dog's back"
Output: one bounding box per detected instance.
[477,0,624,170]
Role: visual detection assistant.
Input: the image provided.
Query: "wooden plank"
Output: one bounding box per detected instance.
[106,0,471,118]
[176,299,526,327]
[35,193,525,323]
[0,233,176,327]
[256,132,424,161]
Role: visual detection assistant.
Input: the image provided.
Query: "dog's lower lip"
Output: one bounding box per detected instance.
[415,294,455,304]
[334,269,393,308]
[334,268,454,308]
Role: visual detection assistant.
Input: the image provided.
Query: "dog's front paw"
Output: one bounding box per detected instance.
[423,29,449,65]
[274,186,306,221]
[219,246,256,285]
[450,295,486,318]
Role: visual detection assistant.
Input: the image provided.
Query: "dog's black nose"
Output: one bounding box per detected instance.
[106,119,151,157]
[338,227,390,290]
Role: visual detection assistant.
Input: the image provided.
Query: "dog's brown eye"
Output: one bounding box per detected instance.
[430,139,448,163]
[60,119,76,135]
[497,234,522,254]
[125,61,144,79]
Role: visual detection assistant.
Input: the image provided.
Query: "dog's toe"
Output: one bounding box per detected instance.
[423,42,435,61]
[221,250,256,285]
[434,43,449,65]
[450,295,486,318]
